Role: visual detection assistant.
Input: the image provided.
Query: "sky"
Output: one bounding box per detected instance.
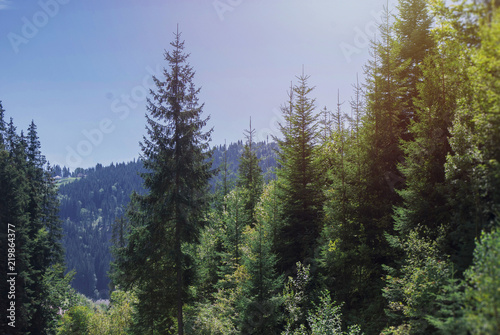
[0,0,397,169]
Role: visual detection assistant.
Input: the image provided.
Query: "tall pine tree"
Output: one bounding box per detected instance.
[237,117,263,224]
[274,72,323,276]
[114,28,212,335]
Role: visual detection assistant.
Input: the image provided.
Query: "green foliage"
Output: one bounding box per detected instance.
[113,28,213,334]
[282,262,314,333]
[237,118,264,223]
[464,228,500,334]
[4,1,500,334]
[187,259,248,334]
[57,305,93,335]
[443,1,500,271]
[219,188,249,276]
[87,289,137,335]
[238,216,283,333]
[383,230,467,334]
[194,211,223,299]
[425,278,468,335]
[186,285,240,335]
[283,291,362,335]
[0,112,66,334]
[274,73,324,275]
[60,160,145,299]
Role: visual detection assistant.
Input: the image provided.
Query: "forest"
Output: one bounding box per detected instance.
[56,141,277,300]
[1,0,499,334]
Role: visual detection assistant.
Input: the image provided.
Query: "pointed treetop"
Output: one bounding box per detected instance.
[244,116,255,146]
[0,101,5,145]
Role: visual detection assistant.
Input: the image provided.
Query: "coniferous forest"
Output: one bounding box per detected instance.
[57,142,277,301]
[1,0,500,334]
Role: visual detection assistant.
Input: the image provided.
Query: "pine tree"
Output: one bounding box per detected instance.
[239,183,283,334]
[0,101,6,146]
[392,10,463,239]
[25,121,64,334]
[332,4,408,331]
[362,4,406,236]
[1,116,65,334]
[114,28,212,334]
[444,2,500,270]
[0,128,32,334]
[219,188,248,282]
[395,0,435,134]
[318,84,379,331]
[237,117,263,224]
[274,72,323,276]
[194,209,223,299]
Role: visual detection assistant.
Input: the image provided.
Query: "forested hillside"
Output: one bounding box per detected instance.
[1,1,500,334]
[56,141,278,300]
[109,1,500,334]
[57,161,146,299]
[210,140,279,190]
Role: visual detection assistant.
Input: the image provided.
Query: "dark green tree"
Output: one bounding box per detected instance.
[443,0,500,271]
[274,72,323,276]
[392,0,464,240]
[237,117,263,224]
[394,0,435,135]
[318,87,374,330]
[0,128,33,334]
[239,183,283,334]
[332,4,407,331]
[218,188,248,283]
[1,115,65,334]
[0,101,5,145]
[114,28,212,335]
[25,121,64,334]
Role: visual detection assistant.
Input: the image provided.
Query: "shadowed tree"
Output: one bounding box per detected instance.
[113,28,212,335]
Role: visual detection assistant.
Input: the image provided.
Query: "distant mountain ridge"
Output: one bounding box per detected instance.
[57,141,278,299]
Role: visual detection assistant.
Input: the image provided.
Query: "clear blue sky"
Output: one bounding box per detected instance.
[1,0,396,169]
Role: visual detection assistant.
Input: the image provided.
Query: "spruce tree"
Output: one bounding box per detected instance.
[239,183,283,334]
[25,121,64,333]
[395,0,435,134]
[274,72,323,276]
[393,18,462,239]
[237,117,263,224]
[335,5,408,331]
[0,124,32,334]
[219,188,248,282]
[444,2,500,270]
[0,101,5,146]
[1,116,65,334]
[114,28,212,334]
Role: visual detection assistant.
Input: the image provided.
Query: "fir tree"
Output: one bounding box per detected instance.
[0,101,6,146]
[237,117,263,224]
[274,72,323,276]
[443,0,500,270]
[395,0,435,134]
[1,116,65,334]
[114,28,212,335]
[239,183,283,334]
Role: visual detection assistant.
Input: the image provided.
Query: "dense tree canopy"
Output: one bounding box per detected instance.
[1,1,499,334]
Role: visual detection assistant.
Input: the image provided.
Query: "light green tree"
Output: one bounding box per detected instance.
[465,228,500,334]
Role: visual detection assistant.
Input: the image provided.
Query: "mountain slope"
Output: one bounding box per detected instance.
[58,141,278,299]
